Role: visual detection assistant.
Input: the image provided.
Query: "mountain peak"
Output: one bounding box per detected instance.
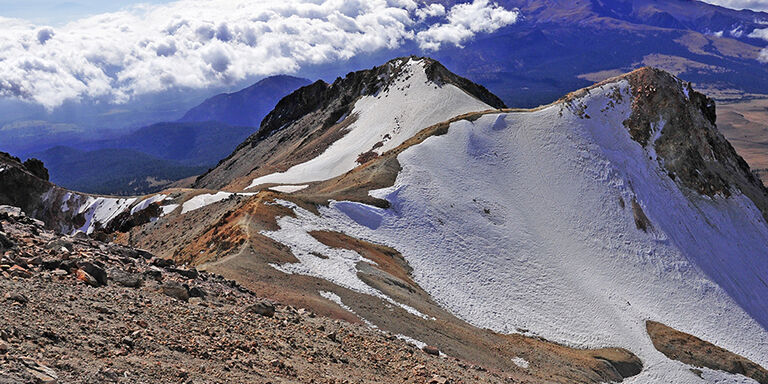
[256,56,505,141]
[178,75,311,127]
[194,57,504,190]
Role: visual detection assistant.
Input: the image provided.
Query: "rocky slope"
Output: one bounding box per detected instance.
[0,206,519,384]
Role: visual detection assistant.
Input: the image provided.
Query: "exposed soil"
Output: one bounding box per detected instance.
[646,321,768,383]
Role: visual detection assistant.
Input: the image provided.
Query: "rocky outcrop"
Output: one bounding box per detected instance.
[646,321,768,383]
[622,67,768,220]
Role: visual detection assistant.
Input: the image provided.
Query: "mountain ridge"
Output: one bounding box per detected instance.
[3,59,768,383]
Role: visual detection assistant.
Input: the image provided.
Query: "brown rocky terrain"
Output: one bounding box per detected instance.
[717,97,768,185]
[0,206,520,384]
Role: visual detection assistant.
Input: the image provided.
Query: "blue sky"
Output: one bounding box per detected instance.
[1,0,766,26]
[0,0,174,25]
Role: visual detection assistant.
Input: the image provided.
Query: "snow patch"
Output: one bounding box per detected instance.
[269,185,309,193]
[395,334,427,349]
[319,290,377,329]
[511,357,529,369]
[264,203,432,321]
[180,192,255,214]
[74,196,136,234]
[131,194,167,215]
[160,204,179,216]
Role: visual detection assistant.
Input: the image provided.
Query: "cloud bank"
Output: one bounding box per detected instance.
[0,0,519,109]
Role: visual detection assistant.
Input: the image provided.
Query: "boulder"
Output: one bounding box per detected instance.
[76,262,107,286]
[161,281,189,302]
[422,345,440,356]
[111,270,143,288]
[247,301,275,317]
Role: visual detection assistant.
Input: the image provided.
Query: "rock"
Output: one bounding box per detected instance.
[23,158,49,181]
[111,270,143,288]
[189,297,204,305]
[152,258,175,268]
[188,286,207,298]
[0,206,23,219]
[41,259,62,271]
[73,231,89,240]
[27,256,42,266]
[77,261,107,286]
[45,239,74,253]
[59,260,78,273]
[247,301,275,317]
[21,358,58,384]
[75,269,100,287]
[143,268,163,281]
[169,267,199,280]
[0,340,8,353]
[135,249,154,259]
[428,375,449,384]
[422,345,440,356]
[8,265,32,278]
[121,335,134,348]
[0,232,14,250]
[89,231,110,243]
[326,331,338,343]
[162,281,189,302]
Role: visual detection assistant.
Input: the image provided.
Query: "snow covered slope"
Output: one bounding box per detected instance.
[259,69,768,382]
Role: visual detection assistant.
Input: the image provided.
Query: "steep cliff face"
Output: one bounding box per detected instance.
[0,152,62,228]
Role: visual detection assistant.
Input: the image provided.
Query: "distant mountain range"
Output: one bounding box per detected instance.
[24,76,310,195]
[178,75,311,127]
[31,146,207,195]
[429,0,768,107]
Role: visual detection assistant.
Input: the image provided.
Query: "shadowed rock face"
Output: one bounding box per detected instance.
[0,153,52,218]
[646,321,768,383]
[622,67,768,220]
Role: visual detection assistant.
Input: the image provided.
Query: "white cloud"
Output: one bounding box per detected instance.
[0,0,519,109]
[416,0,519,51]
[759,48,768,63]
[749,27,768,41]
[699,0,768,12]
